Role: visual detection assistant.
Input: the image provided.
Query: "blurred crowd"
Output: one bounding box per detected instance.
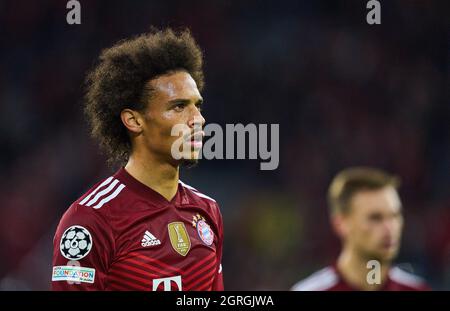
[0,0,448,290]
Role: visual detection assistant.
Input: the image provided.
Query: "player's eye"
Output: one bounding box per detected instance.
[173,102,186,112]
[368,213,383,223]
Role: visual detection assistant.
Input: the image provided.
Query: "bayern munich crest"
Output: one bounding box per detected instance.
[60,225,93,260]
[192,214,214,246]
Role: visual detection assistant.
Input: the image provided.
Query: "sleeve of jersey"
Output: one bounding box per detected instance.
[51,204,114,291]
[211,203,224,291]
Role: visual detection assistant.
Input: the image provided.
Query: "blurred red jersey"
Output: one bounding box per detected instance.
[52,168,223,291]
[291,265,430,291]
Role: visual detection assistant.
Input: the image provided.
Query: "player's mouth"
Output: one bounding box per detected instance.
[186,131,204,149]
[380,240,397,250]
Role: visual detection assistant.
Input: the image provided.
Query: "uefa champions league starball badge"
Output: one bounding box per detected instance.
[60,225,93,260]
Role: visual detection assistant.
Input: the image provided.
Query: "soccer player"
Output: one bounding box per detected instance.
[292,167,430,291]
[51,29,223,291]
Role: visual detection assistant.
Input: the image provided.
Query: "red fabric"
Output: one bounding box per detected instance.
[294,265,431,291]
[52,168,223,291]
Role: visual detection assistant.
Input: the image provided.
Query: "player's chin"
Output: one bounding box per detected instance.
[375,249,398,262]
[385,249,399,261]
[179,151,201,168]
[181,158,199,168]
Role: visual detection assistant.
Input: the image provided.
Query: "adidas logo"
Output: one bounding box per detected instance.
[141,230,161,247]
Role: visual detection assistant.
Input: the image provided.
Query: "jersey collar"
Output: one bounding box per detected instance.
[114,167,187,207]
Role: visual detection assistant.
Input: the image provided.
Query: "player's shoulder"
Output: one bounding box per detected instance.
[59,174,128,227]
[179,179,220,208]
[75,175,127,210]
[389,266,430,290]
[291,266,339,291]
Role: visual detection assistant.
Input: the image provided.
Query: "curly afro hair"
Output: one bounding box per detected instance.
[84,28,204,165]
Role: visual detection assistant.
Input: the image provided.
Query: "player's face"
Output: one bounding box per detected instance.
[142,71,205,165]
[343,186,403,262]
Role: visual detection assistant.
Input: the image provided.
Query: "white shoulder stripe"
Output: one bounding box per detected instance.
[85,179,119,207]
[192,191,217,202]
[179,180,216,202]
[79,176,113,205]
[179,180,198,192]
[389,267,425,287]
[291,267,338,291]
[93,183,125,209]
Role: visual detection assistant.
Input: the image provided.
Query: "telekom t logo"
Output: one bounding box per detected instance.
[152,275,182,291]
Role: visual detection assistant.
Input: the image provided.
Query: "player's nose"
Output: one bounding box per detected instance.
[189,108,205,128]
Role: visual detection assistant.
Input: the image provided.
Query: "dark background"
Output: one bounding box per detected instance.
[0,0,448,290]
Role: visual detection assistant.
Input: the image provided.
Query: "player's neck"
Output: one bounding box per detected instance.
[125,153,179,202]
[337,248,390,291]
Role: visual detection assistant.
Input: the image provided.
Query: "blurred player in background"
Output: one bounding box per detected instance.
[51,28,224,291]
[292,167,429,291]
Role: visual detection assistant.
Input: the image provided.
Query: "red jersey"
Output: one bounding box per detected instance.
[291,265,430,291]
[52,168,223,291]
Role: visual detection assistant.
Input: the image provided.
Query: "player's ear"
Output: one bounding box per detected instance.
[121,109,144,134]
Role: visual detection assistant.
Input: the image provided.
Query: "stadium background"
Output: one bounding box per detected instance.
[0,0,448,290]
